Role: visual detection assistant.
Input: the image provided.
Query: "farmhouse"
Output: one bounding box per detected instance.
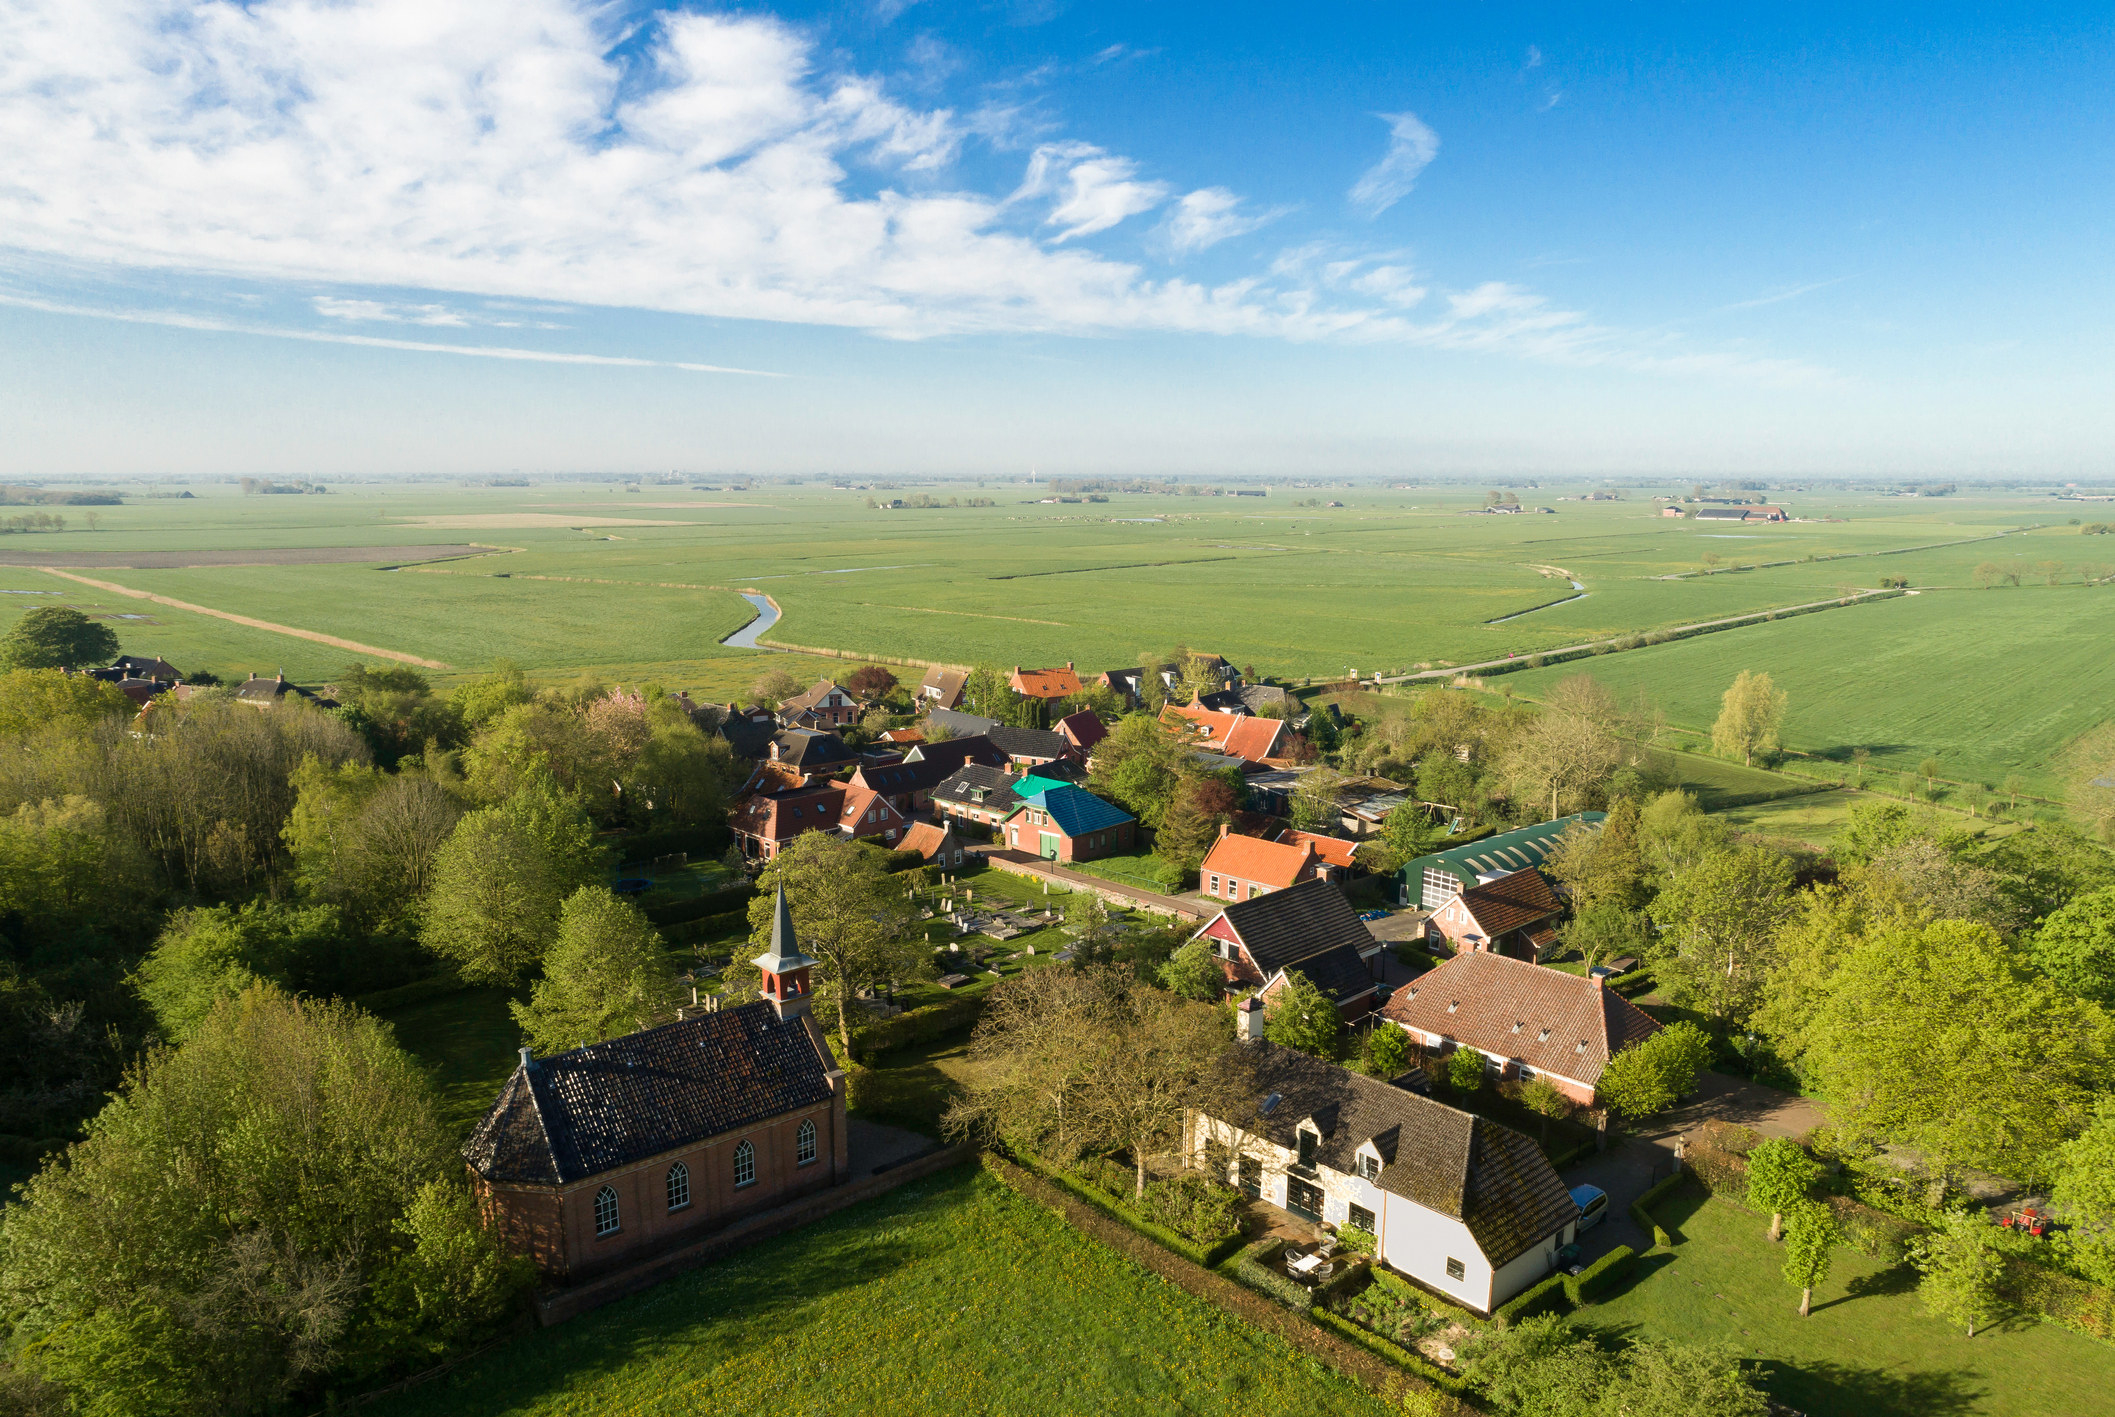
[999,784,1136,862]
[918,667,968,709]
[464,889,848,1283]
[1690,507,1751,522]
[1194,878,1382,1020]
[730,782,906,860]
[1427,867,1564,960]
[1188,1038,1578,1314]
[986,723,1072,770]
[1397,813,1602,908]
[768,728,856,776]
[1160,702,1290,763]
[1199,825,1335,904]
[233,671,336,709]
[1378,951,1660,1107]
[1010,663,1083,700]
[777,679,857,729]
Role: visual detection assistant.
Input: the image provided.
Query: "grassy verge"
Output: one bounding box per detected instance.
[1062,850,1184,897]
[1580,1184,2115,1417]
[368,984,524,1138]
[364,1164,1393,1417]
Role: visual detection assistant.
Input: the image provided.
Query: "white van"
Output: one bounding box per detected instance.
[1569,1184,1609,1232]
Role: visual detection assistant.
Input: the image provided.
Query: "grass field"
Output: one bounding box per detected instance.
[365,1163,1391,1417]
[1583,1186,2115,1417]
[3,482,2108,793]
[370,985,524,1137]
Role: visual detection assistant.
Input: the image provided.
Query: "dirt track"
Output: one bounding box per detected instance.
[0,544,491,569]
[34,569,450,669]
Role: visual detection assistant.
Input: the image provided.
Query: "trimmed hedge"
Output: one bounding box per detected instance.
[1631,1173,1688,1249]
[1566,1245,1636,1304]
[850,989,988,1054]
[2001,1254,2115,1342]
[1368,1263,1488,1330]
[1309,1308,1474,1395]
[1013,1154,1246,1268]
[660,909,751,948]
[1494,1273,1566,1325]
[1231,1237,1314,1311]
[618,823,733,862]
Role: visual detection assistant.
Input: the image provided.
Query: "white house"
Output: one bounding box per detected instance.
[1188,1021,1578,1315]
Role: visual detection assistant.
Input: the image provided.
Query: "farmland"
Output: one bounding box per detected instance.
[0,481,2107,794]
[364,1164,1390,1417]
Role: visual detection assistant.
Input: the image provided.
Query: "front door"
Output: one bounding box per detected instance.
[1286,1178,1323,1223]
[1039,832,1060,860]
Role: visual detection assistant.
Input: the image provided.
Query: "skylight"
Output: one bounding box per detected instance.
[1260,1092,1283,1116]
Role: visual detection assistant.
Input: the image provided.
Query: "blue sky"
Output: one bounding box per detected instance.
[1,1,2110,478]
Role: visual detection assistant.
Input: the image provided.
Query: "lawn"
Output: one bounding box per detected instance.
[364,1163,1391,1417]
[1581,1185,2115,1417]
[368,985,525,1137]
[1063,849,1185,897]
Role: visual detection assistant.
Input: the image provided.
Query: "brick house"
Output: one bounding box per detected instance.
[1160,702,1289,763]
[1054,709,1108,757]
[918,667,968,710]
[1011,663,1084,700]
[1427,867,1564,960]
[999,784,1136,862]
[898,819,971,869]
[463,890,848,1283]
[1188,1038,1577,1315]
[730,782,906,860]
[1198,825,1333,905]
[930,763,1026,832]
[1275,829,1361,876]
[1192,878,1383,1021]
[777,679,857,728]
[1376,950,1660,1107]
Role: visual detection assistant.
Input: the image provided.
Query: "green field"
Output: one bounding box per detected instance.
[1584,1186,2115,1417]
[2,482,2109,792]
[366,1164,1389,1417]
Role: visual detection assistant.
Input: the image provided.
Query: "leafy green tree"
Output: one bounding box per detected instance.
[2053,1102,2115,1285]
[746,832,922,1058]
[1262,971,1340,1060]
[1157,937,1224,1002]
[2031,886,2115,1005]
[1832,798,1973,868]
[1447,1044,1488,1093]
[1288,766,1345,833]
[510,887,676,1053]
[0,667,136,736]
[1133,651,1167,710]
[1909,1211,2006,1337]
[1520,1075,1573,1144]
[1636,790,1730,878]
[1363,1022,1410,1077]
[1356,801,1442,875]
[1978,823,2115,924]
[1155,771,1240,871]
[0,987,528,1415]
[449,659,535,730]
[362,1181,536,1369]
[959,664,1017,721]
[1804,918,2112,1180]
[1089,712,1190,828]
[1646,845,1797,1024]
[421,776,603,985]
[1560,899,1651,973]
[1710,670,1786,766]
[1463,1315,1767,1417]
[747,664,805,708]
[1496,674,1627,820]
[0,606,119,671]
[1745,1137,1824,1241]
[284,756,462,934]
[1545,797,1647,912]
[1780,1199,1839,1317]
[1597,1021,1712,1120]
[134,901,346,1040]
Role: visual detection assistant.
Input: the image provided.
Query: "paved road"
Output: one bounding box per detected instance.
[980,849,1207,921]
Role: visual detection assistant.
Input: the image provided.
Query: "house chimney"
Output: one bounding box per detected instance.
[518,1046,533,1070]
[1219,821,1230,839]
[1237,995,1266,1043]
[1590,972,1604,992]
[1065,661,1073,671]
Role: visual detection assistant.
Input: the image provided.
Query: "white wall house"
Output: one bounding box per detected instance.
[1188,1035,1578,1315]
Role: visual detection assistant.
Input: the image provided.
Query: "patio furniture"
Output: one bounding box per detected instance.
[1287,1251,1327,1278]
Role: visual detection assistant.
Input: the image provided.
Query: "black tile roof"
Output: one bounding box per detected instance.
[1204,1043,1577,1268]
[906,735,1009,774]
[720,717,780,759]
[462,1003,837,1186]
[1275,941,1376,1008]
[987,724,1067,760]
[773,729,853,769]
[1217,878,1378,977]
[928,708,1000,738]
[932,763,1025,814]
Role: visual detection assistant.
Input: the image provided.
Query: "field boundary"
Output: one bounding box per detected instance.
[33,568,452,669]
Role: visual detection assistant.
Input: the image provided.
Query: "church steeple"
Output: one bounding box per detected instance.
[751,884,819,1021]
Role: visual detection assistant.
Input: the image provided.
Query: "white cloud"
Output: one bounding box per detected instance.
[1348,111,1441,218]
[1158,188,1282,256]
[0,0,1821,382]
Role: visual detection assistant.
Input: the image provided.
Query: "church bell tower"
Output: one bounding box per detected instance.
[751,884,819,1021]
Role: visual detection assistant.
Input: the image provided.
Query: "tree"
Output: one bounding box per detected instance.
[2053,1103,2115,1285]
[844,665,898,701]
[0,987,529,1415]
[1974,560,2004,589]
[2033,886,2115,1005]
[1710,670,1786,766]
[510,887,676,1053]
[1519,1076,1572,1145]
[1544,797,1646,912]
[1497,675,1626,820]
[1076,984,1232,1197]
[1597,1021,1713,1120]
[1646,845,1797,1024]
[1363,1022,1410,1077]
[1746,1137,1824,1241]
[420,777,603,985]
[1447,1044,1488,1093]
[745,832,921,1059]
[0,606,119,671]
[1780,1200,1839,1317]
[1831,798,1973,868]
[1560,900,1650,973]
[0,668,135,737]
[1803,918,2112,1181]
[1158,937,1225,1002]
[958,664,1018,721]
[748,664,805,707]
[1909,1211,2006,1337]
[1288,766,1345,833]
[1133,651,1167,710]
[1263,971,1341,1060]
[1637,789,1730,877]
[1088,713,1190,828]
[1463,1315,1768,1417]
[449,660,535,731]
[134,901,346,1040]
[1155,771,1240,870]
[1356,801,1441,875]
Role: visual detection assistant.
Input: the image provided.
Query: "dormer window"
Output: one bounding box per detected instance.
[1510,1022,1522,1033]
[1447,1001,1458,1013]
[1358,1153,1381,1181]
[1576,1041,1588,1054]
[1297,1129,1318,1167]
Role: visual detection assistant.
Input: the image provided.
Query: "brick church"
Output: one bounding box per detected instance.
[463,887,850,1281]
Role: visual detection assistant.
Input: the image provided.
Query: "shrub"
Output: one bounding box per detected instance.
[1631,1173,1689,1248]
[1494,1273,1567,1324]
[1566,1245,1636,1303]
[1134,1169,1244,1245]
[1231,1237,1313,1310]
[1337,1224,1379,1256]
[1446,1047,1487,1093]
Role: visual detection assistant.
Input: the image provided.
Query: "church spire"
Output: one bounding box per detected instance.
[751,884,818,1021]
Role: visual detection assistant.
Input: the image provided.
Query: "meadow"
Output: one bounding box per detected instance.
[363,1164,1392,1417]
[0,480,2105,793]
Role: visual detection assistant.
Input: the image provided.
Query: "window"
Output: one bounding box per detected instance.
[797,1118,818,1166]
[1359,1154,1381,1181]
[1237,1156,1262,1197]
[734,1139,756,1188]
[594,1185,620,1236]
[1348,1203,1376,1234]
[1296,1129,1318,1167]
[666,1161,691,1212]
[1445,1257,1466,1281]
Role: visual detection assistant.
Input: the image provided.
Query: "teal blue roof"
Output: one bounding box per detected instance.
[1013,785,1135,837]
[1399,812,1604,887]
[1014,774,1071,800]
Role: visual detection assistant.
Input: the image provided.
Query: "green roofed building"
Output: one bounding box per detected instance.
[1013,774,1073,801]
[1396,812,1604,909]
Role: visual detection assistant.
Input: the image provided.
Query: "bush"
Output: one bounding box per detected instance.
[1337,1223,1379,1256]
[1309,1307,1474,1396]
[1566,1245,1636,1303]
[1631,1173,1689,1248]
[1231,1237,1314,1310]
[1827,1196,1919,1264]
[1134,1169,1245,1245]
[1446,1047,1487,1093]
[1494,1274,1567,1324]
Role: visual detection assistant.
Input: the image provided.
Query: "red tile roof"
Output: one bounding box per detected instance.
[734,787,846,842]
[1202,832,1317,890]
[1378,951,1660,1089]
[1447,869,1561,939]
[1011,664,1083,698]
[1055,709,1107,752]
[1159,703,1288,762]
[1277,830,1359,871]
[897,820,960,860]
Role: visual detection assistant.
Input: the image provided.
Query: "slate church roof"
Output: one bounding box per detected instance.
[463,1004,838,1186]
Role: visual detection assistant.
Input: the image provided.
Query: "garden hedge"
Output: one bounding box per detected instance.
[1231,1237,1315,1311]
[850,990,989,1054]
[1011,1153,1246,1268]
[349,970,464,1012]
[1631,1173,1688,1249]
[1565,1245,1637,1304]
[1308,1308,1474,1395]
[644,882,757,928]
[1494,1273,1567,1325]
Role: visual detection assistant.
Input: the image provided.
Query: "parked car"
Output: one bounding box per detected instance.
[1569,1184,1609,1232]
[1358,909,1388,922]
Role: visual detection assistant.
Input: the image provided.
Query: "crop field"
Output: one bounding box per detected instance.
[366,1164,1389,1417]
[2,482,2108,792]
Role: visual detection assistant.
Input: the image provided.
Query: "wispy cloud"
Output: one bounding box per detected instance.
[1522,45,1544,72]
[1348,112,1441,218]
[1712,277,1851,313]
[1158,188,1284,256]
[1014,142,1168,241]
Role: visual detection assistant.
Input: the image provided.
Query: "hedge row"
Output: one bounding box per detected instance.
[1494,1273,1567,1324]
[1467,589,1908,682]
[849,989,989,1054]
[2001,1254,2115,1342]
[1308,1307,1474,1396]
[644,882,756,927]
[1010,1153,1246,1268]
[660,910,752,948]
[616,823,733,863]
[1230,1237,1314,1311]
[1631,1173,1688,1249]
[1567,1245,1637,1304]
